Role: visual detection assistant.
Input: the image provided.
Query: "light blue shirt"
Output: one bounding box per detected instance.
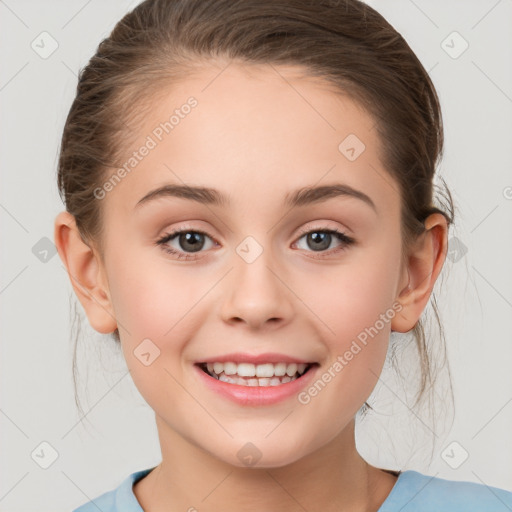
[72,467,512,511]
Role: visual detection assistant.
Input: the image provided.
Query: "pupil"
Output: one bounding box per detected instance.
[308,232,330,251]
[180,232,204,252]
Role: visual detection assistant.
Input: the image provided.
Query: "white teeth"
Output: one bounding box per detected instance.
[224,362,237,375]
[274,363,287,376]
[237,363,256,377]
[255,363,275,378]
[202,361,311,386]
[286,363,298,377]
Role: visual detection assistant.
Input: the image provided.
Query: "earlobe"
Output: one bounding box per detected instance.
[54,211,118,334]
[391,213,448,333]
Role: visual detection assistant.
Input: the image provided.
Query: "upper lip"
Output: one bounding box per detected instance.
[197,352,315,365]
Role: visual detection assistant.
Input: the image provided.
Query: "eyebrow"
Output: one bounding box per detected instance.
[135,183,377,212]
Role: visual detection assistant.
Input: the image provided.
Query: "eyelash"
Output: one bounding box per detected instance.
[155,226,355,261]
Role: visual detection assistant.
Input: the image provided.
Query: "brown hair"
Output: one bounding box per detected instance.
[57,0,454,424]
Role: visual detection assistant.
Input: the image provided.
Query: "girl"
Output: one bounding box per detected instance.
[54,0,512,510]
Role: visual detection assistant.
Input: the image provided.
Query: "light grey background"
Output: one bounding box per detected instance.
[1,1,511,510]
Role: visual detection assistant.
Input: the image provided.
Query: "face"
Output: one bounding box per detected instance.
[97,62,407,467]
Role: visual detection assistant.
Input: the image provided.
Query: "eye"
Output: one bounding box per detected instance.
[155,225,355,261]
[293,226,355,258]
[156,228,217,260]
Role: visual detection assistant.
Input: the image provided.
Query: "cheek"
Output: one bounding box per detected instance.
[307,256,399,346]
[299,250,401,406]
[107,250,203,340]
[105,255,195,407]
[105,251,217,390]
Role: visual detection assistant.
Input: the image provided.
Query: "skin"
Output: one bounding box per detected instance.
[55,61,448,511]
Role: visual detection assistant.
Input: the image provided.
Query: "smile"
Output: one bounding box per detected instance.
[198,361,314,387]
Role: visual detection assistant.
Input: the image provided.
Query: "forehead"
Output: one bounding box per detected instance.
[103,61,399,218]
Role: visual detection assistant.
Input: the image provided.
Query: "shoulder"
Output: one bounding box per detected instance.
[381,470,512,512]
[71,468,154,512]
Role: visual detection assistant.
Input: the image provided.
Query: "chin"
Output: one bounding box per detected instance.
[210,439,313,470]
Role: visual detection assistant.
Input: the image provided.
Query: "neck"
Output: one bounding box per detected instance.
[134,416,397,512]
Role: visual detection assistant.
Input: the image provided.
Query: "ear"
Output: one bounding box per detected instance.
[391,213,448,333]
[54,211,117,334]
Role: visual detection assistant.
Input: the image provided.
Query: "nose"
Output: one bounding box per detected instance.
[219,250,295,331]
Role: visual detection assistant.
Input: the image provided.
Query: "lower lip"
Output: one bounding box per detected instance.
[194,364,319,406]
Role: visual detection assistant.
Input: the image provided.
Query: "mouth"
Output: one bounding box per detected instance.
[196,361,317,387]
